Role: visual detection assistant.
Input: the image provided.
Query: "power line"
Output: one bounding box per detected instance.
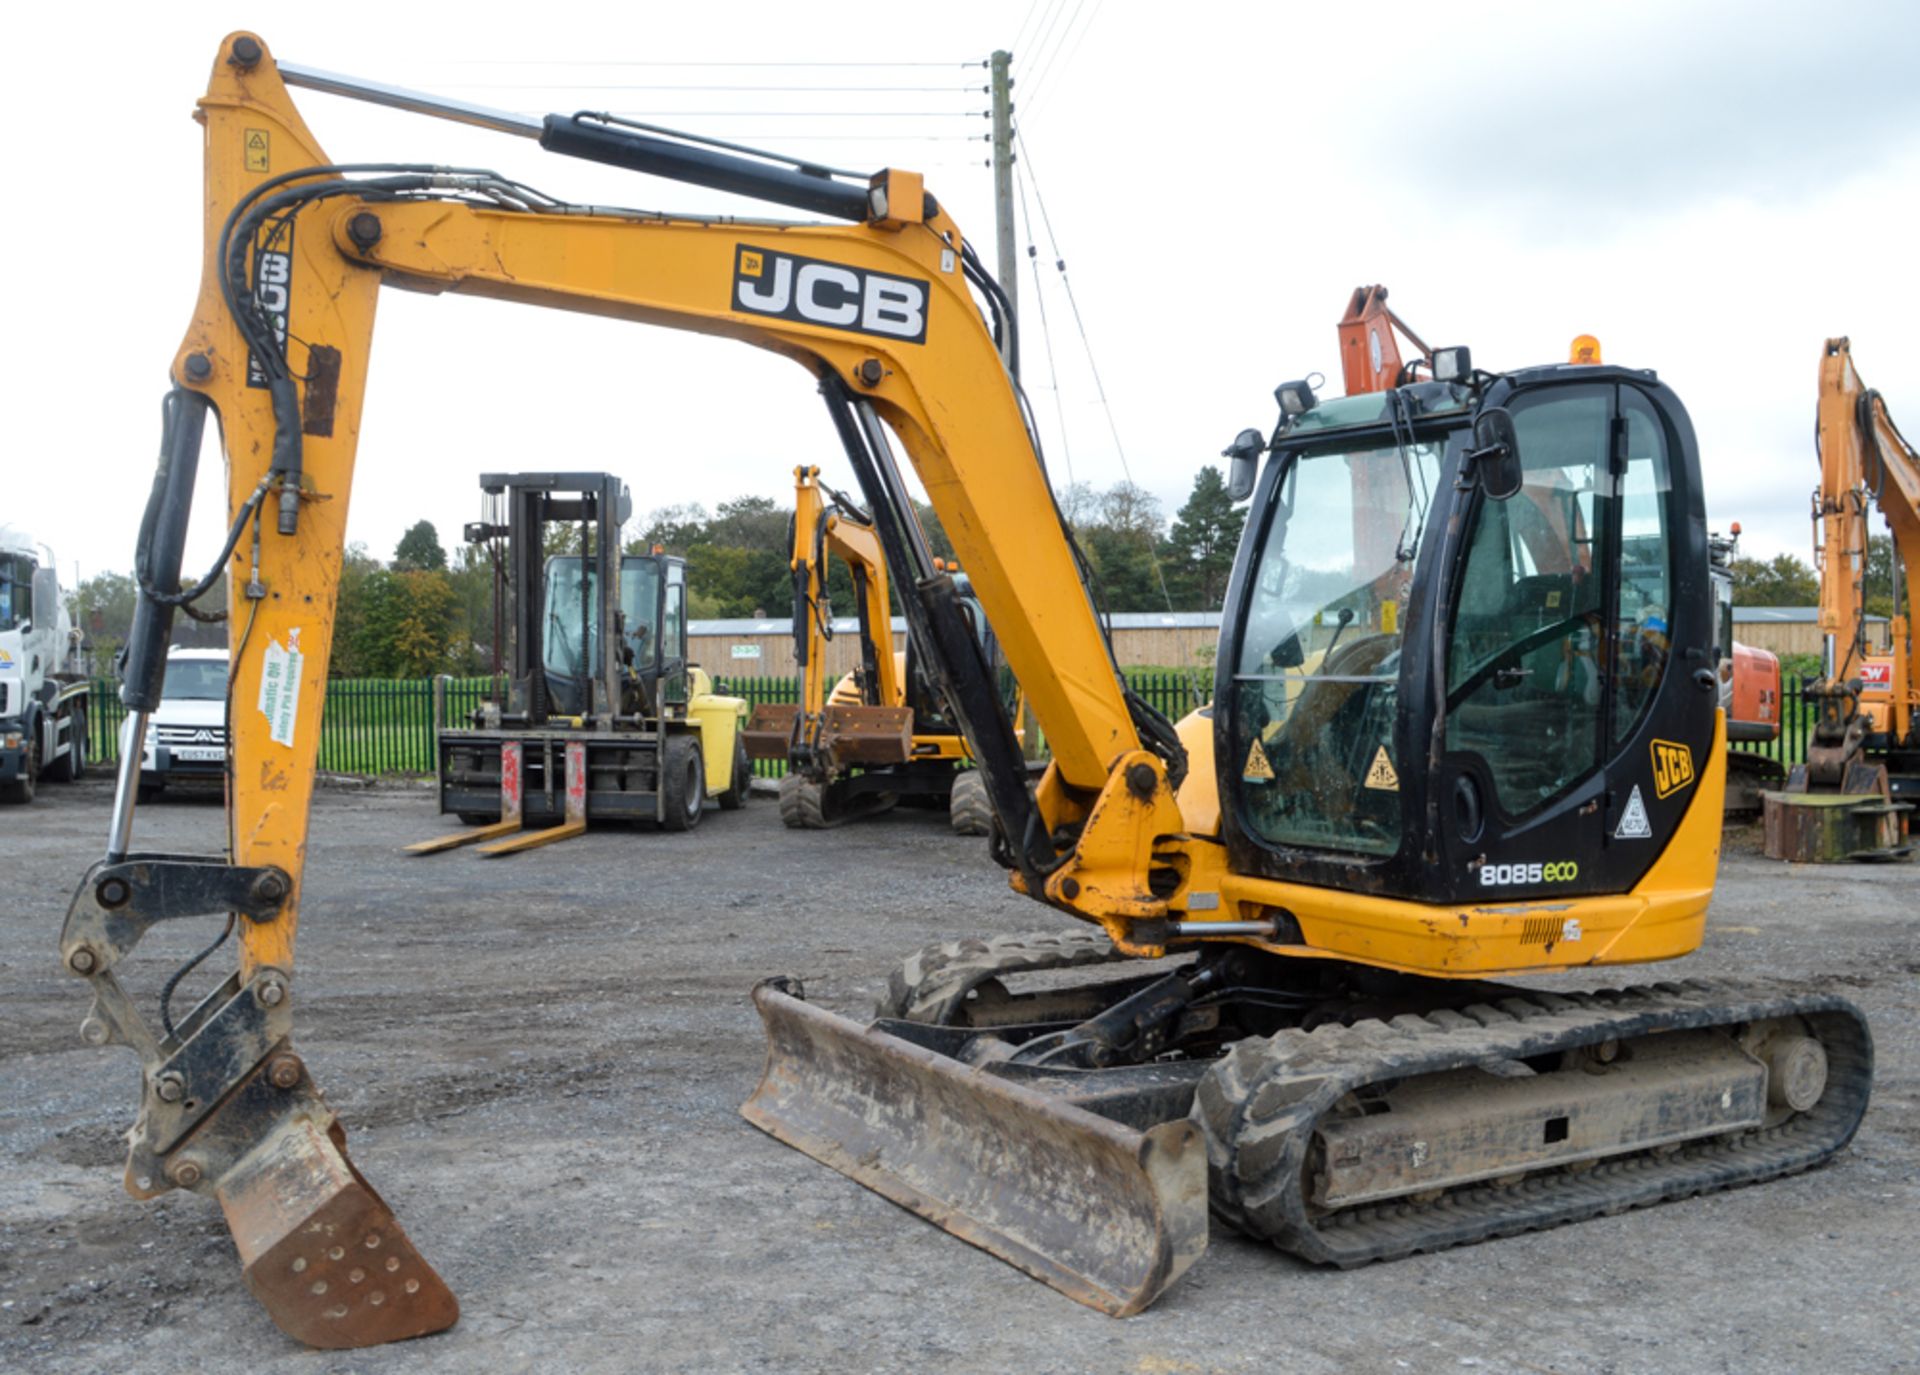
[1011,0,1050,56]
[1015,165,1075,491]
[1025,1,1100,122]
[1015,125,1186,630]
[1024,0,1089,107]
[1021,0,1073,91]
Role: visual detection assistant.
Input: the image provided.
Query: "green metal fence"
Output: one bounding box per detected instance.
[81,667,1224,778]
[88,668,1834,782]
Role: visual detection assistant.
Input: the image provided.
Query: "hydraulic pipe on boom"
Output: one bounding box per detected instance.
[62,37,1874,1349]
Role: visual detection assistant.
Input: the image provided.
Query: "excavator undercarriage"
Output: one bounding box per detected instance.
[748,933,1871,1313]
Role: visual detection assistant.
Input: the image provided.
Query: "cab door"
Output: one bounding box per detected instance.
[659,560,689,708]
[1437,374,1712,900]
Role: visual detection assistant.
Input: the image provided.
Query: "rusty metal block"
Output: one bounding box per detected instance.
[821,704,914,767]
[1762,787,1913,863]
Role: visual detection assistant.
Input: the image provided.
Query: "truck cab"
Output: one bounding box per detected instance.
[0,526,88,803]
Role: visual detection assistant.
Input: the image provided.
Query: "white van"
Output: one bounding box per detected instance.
[138,648,230,799]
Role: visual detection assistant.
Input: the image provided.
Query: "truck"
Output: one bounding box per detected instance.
[0,525,89,803]
[136,647,231,800]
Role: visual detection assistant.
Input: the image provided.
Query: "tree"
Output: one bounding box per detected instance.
[393,520,447,572]
[911,500,956,562]
[1050,479,1170,614]
[73,571,138,668]
[636,502,711,554]
[1162,465,1246,609]
[385,570,458,676]
[1864,532,1899,620]
[331,543,390,678]
[1730,552,1818,607]
[1098,480,1164,539]
[447,543,499,674]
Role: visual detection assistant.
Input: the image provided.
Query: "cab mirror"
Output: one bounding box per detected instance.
[1222,428,1264,501]
[1470,407,1524,500]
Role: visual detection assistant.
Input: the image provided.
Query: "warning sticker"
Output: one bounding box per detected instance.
[1364,745,1400,792]
[245,128,270,173]
[1243,737,1274,783]
[257,629,304,747]
[1615,784,1652,839]
[1380,600,1398,635]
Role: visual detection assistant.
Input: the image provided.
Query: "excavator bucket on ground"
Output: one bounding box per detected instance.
[218,1116,458,1348]
[742,980,1209,1316]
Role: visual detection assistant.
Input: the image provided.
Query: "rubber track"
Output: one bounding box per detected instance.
[947,769,994,837]
[778,773,898,830]
[778,773,832,830]
[1192,979,1874,1267]
[876,929,1127,1023]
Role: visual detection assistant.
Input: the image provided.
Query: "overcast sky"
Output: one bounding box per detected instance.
[8,1,1917,595]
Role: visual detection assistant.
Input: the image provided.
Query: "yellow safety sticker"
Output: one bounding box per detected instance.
[245,128,270,173]
[1243,737,1274,783]
[1651,738,1694,799]
[1546,589,1562,609]
[1364,745,1400,792]
[1381,600,1398,635]
[740,249,764,277]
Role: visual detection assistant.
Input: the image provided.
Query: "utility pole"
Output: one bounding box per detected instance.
[989,49,1017,372]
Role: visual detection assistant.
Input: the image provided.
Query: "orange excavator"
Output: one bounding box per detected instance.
[1804,338,1919,799]
[60,41,1871,1349]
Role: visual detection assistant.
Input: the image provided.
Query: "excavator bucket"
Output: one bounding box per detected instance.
[216,1115,458,1349]
[820,704,914,766]
[742,981,1209,1317]
[743,703,801,761]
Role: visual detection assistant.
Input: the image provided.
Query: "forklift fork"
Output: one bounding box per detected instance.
[476,740,588,856]
[403,741,526,854]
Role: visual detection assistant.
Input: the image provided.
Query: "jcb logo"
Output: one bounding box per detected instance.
[246,213,295,389]
[1651,739,1695,799]
[733,246,928,343]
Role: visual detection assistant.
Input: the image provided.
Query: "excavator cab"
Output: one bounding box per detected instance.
[1222,369,1714,900]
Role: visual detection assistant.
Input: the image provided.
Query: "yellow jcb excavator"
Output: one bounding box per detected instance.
[62,36,1872,1349]
[742,465,1011,832]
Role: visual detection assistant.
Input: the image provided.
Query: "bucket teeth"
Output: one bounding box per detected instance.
[743,980,1208,1316]
[217,1116,458,1349]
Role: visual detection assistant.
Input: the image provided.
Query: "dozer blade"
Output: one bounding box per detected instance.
[217,1115,458,1349]
[742,981,1208,1317]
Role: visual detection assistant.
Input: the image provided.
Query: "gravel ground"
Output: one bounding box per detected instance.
[2,776,1916,1375]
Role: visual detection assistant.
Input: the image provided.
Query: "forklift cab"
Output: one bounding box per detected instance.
[541,552,688,717]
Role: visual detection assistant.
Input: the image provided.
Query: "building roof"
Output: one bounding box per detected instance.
[1733,606,1889,625]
